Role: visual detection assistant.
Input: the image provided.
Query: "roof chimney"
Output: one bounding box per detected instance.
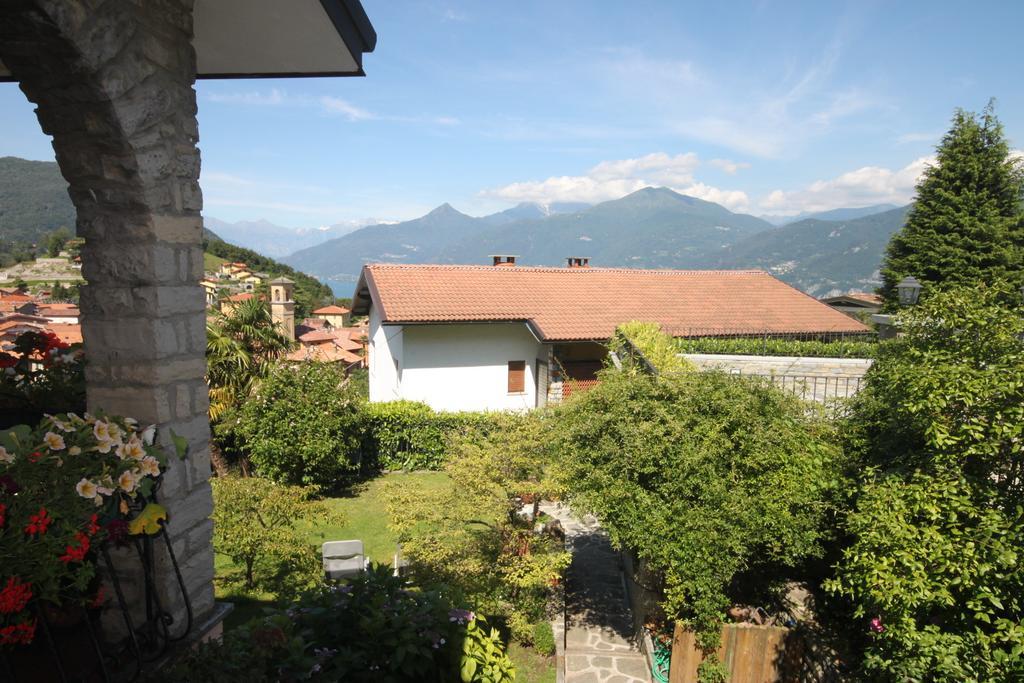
[566,257,590,268]
[490,254,517,267]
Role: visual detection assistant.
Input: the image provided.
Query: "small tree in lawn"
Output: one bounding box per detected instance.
[211,476,339,598]
[879,101,1024,307]
[236,361,362,488]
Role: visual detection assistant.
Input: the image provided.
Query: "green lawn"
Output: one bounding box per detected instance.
[214,471,555,681]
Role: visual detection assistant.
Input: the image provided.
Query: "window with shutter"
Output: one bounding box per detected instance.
[507,360,526,393]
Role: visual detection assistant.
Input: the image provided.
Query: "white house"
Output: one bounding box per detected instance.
[350,258,869,412]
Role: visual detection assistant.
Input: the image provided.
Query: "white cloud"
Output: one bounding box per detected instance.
[319,96,374,121]
[708,158,751,174]
[759,156,934,215]
[481,152,750,211]
[206,89,287,106]
[203,89,457,127]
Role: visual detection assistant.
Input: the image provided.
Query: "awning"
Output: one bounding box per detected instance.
[0,0,376,81]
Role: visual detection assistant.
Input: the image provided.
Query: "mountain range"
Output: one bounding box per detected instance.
[203,216,385,257]
[0,156,909,299]
[283,188,908,298]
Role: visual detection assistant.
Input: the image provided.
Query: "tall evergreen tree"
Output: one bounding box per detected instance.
[880,102,1024,307]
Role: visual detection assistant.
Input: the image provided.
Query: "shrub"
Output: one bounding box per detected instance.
[211,476,339,598]
[155,565,515,683]
[532,621,555,657]
[360,400,496,471]
[674,335,877,359]
[828,283,1024,681]
[236,362,362,488]
[554,369,843,679]
[612,321,694,373]
[384,412,570,644]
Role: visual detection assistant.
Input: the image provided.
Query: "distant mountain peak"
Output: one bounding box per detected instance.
[427,202,467,218]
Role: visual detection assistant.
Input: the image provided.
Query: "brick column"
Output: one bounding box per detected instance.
[0,0,215,635]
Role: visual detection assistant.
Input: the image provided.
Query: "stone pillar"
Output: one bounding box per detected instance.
[0,0,215,635]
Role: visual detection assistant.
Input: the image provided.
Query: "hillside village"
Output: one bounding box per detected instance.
[1,4,1022,683]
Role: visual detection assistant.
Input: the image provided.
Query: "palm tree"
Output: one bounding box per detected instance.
[207,296,293,419]
[206,297,293,473]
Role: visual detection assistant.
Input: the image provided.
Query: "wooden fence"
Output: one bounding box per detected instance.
[669,622,808,683]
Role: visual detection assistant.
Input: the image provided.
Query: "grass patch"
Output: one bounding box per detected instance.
[204,251,228,272]
[216,472,452,629]
[508,641,557,683]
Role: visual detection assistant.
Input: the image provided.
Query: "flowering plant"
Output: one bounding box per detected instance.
[0,412,173,647]
[0,331,85,430]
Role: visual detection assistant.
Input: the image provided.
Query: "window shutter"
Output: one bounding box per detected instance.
[507,360,526,393]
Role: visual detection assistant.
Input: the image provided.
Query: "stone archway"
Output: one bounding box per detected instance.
[0,0,215,633]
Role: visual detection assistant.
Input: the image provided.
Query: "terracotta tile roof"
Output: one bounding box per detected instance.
[313,305,350,315]
[225,292,255,302]
[47,324,83,345]
[0,292,32,302]
[300,317,329,329]
[286,344,362,364]
[845,292,883,305]
[38,304,80,316]
[354,264,869,341]
[298,330,339,344]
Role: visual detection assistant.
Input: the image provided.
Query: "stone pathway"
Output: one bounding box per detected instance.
[541,503,651,683]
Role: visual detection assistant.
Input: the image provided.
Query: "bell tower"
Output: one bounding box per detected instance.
[269,276,296,341]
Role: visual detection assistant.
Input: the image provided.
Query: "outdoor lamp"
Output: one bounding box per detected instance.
[896,276,922,307]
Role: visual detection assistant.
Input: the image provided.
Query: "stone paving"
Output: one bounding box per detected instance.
[541,503,651,683]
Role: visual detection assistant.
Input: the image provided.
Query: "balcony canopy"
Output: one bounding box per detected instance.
[0,0,376,81]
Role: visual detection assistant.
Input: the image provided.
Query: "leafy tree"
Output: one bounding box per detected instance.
[554,369,843,679]
[211,475,338,597]
[236,361,363,488]
[880,102,1024,307]
[828,283,1024,681]
[206,296,293,422]
[385,413,570,644]
[44,226,72,257]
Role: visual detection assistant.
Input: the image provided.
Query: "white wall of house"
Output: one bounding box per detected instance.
[368,309,545,411]
[368,305,403,402]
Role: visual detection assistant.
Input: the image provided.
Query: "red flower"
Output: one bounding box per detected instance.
[28,451,43,463]
[24,507,52,536]
[0,502,6,528]
[0,353,16,369]
[59,531,91,564]
[0,620,36,646]
[85,514,100,537]
[0,577,33,615]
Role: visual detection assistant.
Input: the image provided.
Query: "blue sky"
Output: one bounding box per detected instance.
[1,0,1022,227]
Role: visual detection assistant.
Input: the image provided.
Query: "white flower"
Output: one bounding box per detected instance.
[0,446,13,464]
[68,446,81,456]
[118,470,138,493]
[107,423,122,441]
[95,438,115,454]
[76,478,98,499]
[118,437,146,461]
[139,456,161,477]
[83,412,96,424]
[124,417,138,428]
[43,431,66,451]
[93,421,111,442]
[141,425,156,446]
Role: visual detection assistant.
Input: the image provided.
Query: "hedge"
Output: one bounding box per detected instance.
[674,335,877,359]
[359,400,500,471]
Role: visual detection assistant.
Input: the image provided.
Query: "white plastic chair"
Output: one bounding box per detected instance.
[322,540,368,580]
